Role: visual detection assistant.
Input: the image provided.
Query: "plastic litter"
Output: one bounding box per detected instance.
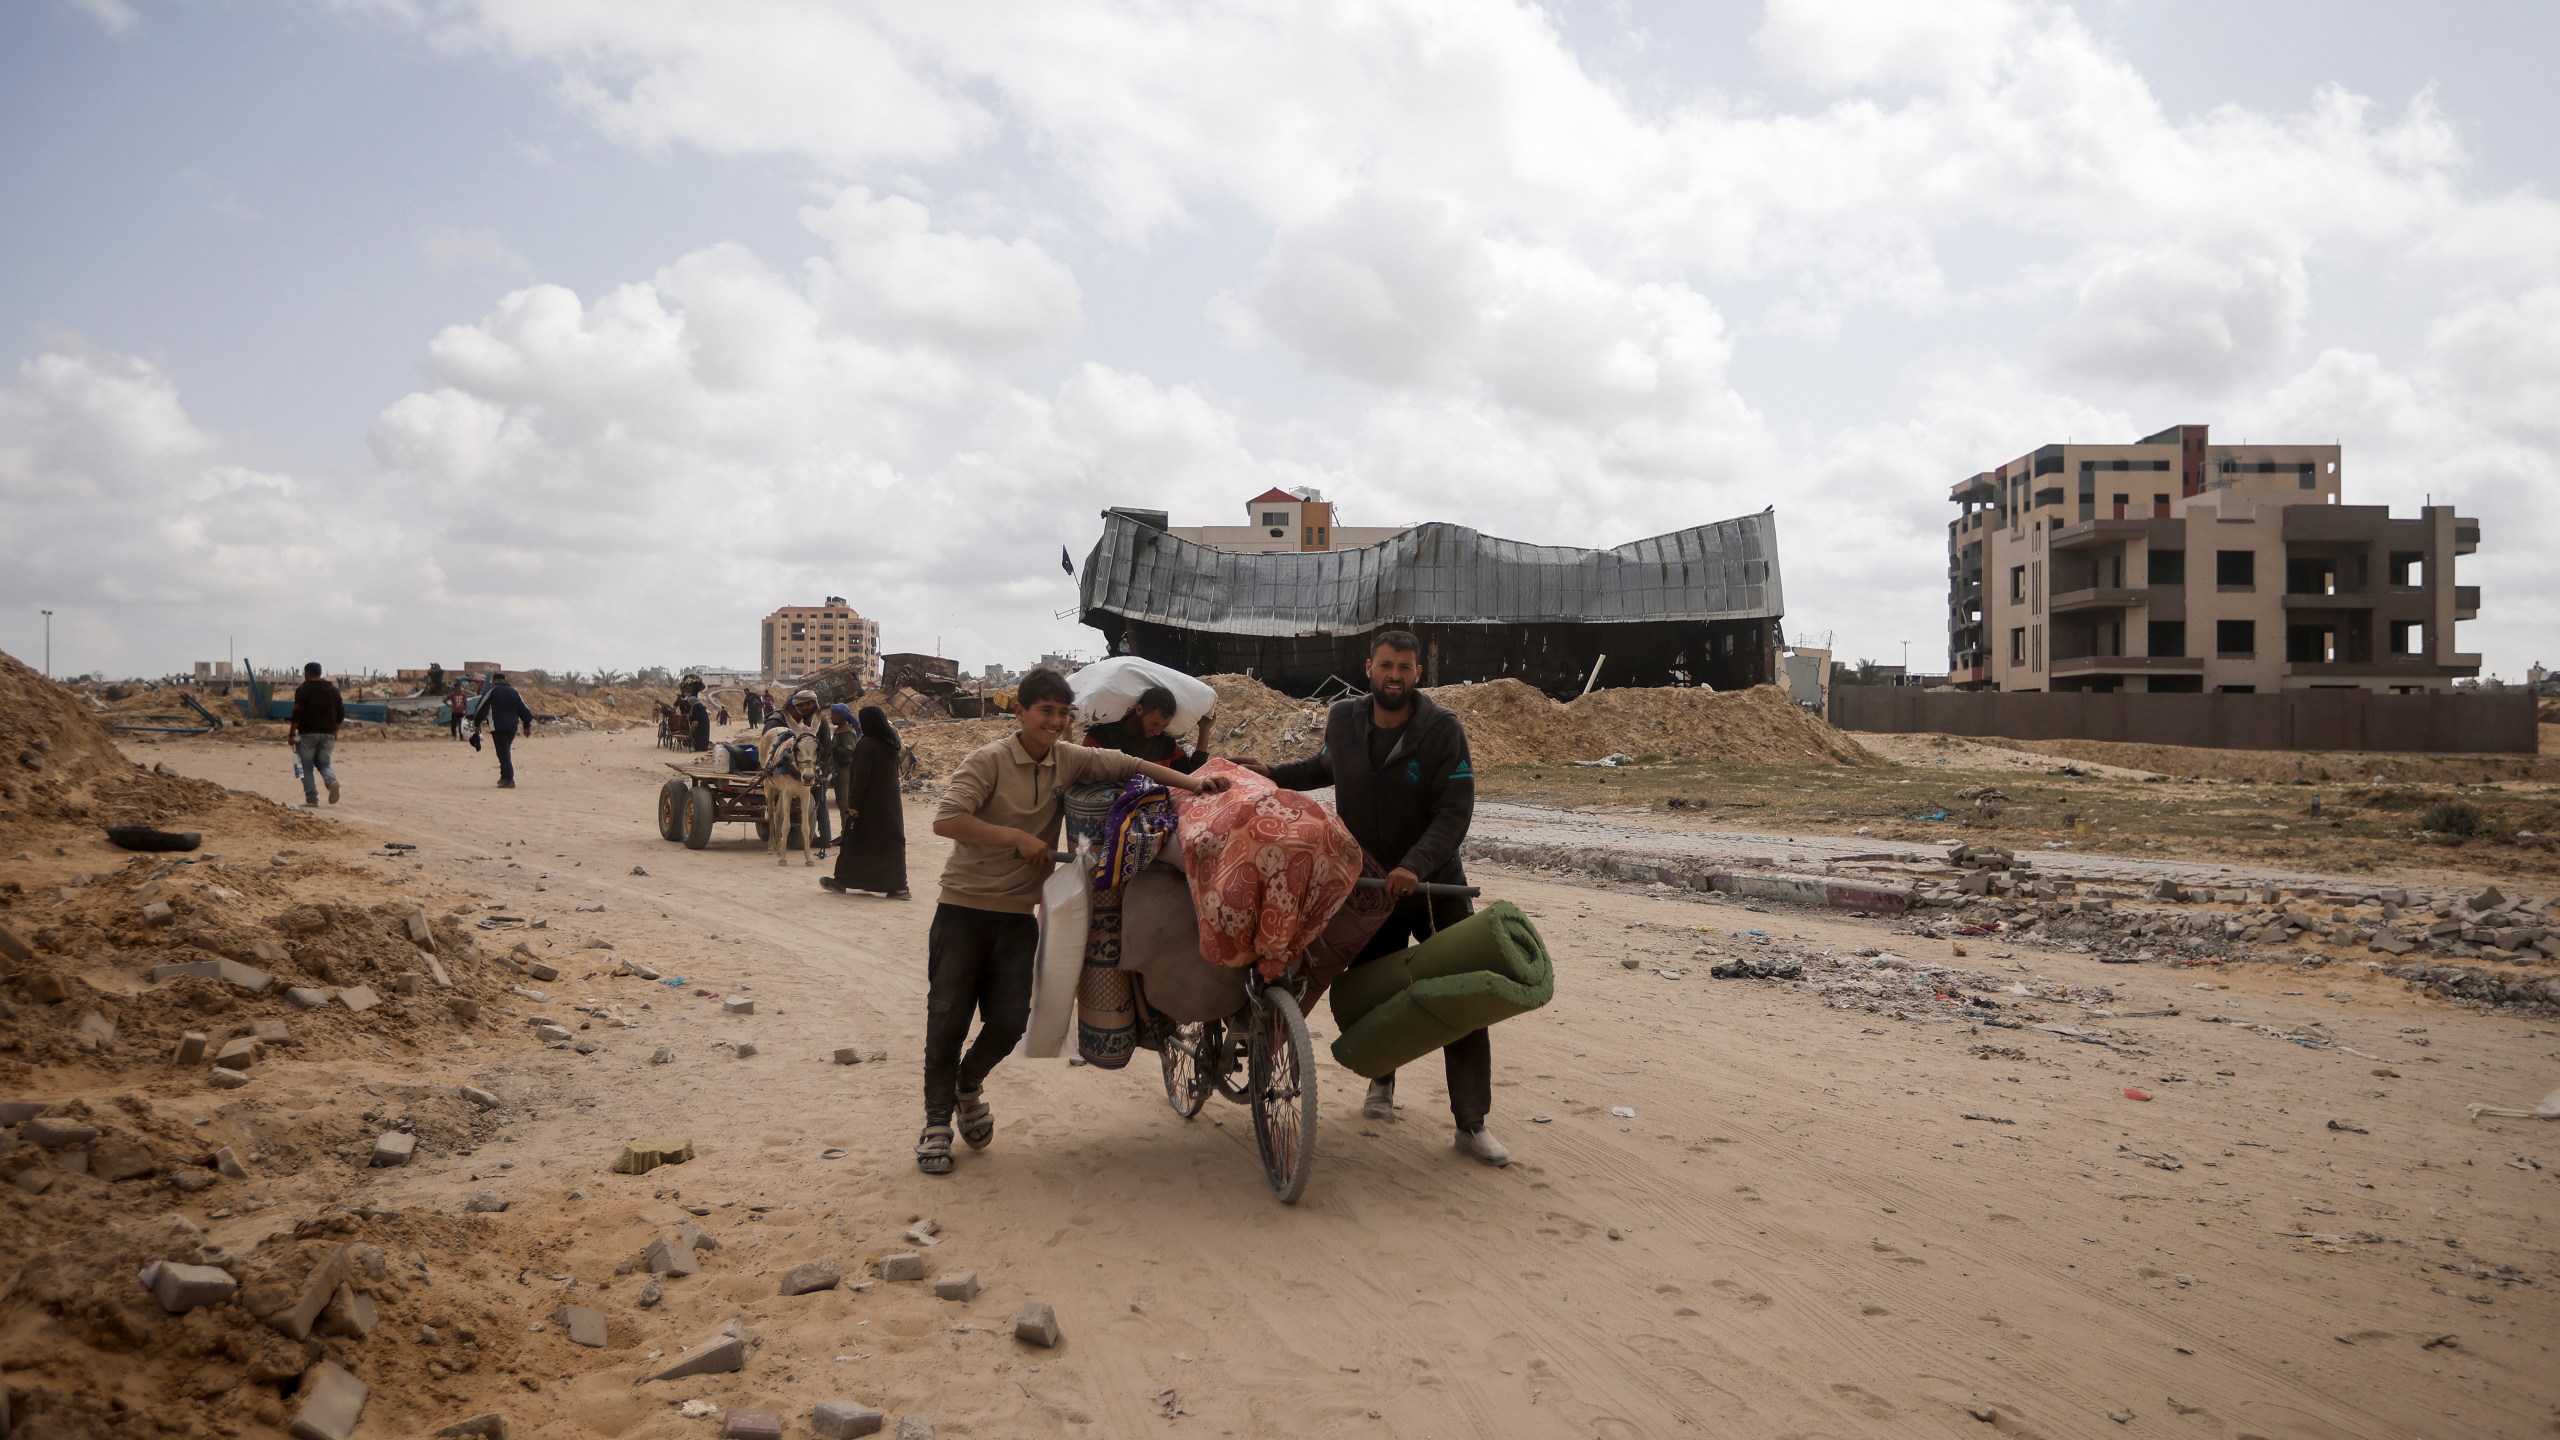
[2122,1087,2153,1101]
[1609,1106,1637,1119]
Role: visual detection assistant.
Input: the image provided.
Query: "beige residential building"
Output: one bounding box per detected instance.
[1162,487,1409,553]
[1949,425,2479,694]
[761,597,881,685]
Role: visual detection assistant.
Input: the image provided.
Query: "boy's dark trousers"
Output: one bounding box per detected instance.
[923,903,1040,1122]
[492,728,518,784]
[1353,889,1492,1128]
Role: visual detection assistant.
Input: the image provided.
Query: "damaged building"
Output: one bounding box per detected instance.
[1076,506,1786,698]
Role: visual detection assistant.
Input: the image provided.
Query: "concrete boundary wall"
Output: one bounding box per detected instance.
[1829,688,2537,754]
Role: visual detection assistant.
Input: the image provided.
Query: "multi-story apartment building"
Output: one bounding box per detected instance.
[1157,488,1409,554]
[760,597,880,685]
[1948,425,2479,694]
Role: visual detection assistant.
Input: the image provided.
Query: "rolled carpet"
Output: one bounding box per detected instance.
[1327,901,1555,1079]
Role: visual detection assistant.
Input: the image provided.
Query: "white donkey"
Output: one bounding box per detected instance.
[761,727,821,867]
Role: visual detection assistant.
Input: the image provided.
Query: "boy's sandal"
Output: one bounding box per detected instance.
[887,889,912,901]
[955,1091,994,1149]
[915,1124,955,1175]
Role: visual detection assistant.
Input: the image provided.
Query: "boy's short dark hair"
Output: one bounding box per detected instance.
[304,662,323,677]
[1018,668,1076,710]
[1371,629,1422,658]
[1134,685,1177,719]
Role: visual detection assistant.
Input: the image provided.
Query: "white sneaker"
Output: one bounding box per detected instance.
[1456,1125,1511,1167]
[1362,1079,1395,1121]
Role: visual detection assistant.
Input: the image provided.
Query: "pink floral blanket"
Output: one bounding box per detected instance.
[1173,760,1364,979]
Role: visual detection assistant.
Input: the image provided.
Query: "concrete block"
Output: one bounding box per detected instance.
[173,1031,208,1066]
[613,1138,693,1175]
[250,938,288,964]
[645,1236,700,1277]
[142,901,175,926]
[407,913,434,945]
[0,1101,47,1125]
[253,1019,292,1045]
[337,985,381,1014]
[722,997,755,1016]
[432,1416,508,1439]
[216,1145,249,1180]
[259,1245,350,1341]
[76,1009,117,1046]
[218,959,274,994]
[678,1220,721,1252]
[2371,935,2416,957]
[24,1117,97,1148]
[527,961,560,982]
[92,1134,157,1181]
[813,1401,886,1439]
[425,954,453,988]
[318,1283,379,1339]
[734,1041,759,1059]
[554,1303,607,1348]
[510,986,552,1003]
[459,1085,500,1110]
[1013,1301,1061,1348]
[285,1359,368,1440]
[781,1259,841,1295]
[2469,885,2506,912]
[534,1024,573,1043]
[151,1261,237,1313]
[933,1271,978,1302]
[651,1329,746,1380]
[879,1252,926,1282]
[210,1068,252,1090]
[285,987,330,1009]
[832,1047,863,1065]
[622,962,660,980]
[370,1132,417,1167]
[150,959,225,983]
[723,1410,784,1440]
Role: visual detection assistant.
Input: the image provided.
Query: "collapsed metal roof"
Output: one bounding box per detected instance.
[1079,508,1783,638]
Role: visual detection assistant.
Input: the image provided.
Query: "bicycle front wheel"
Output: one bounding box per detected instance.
[1161,1020,1214,1119]
[1248,988,1319,1205]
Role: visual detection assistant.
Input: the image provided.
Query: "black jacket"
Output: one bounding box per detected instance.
[478,683,536,735]
[289,678,344,736]
[1268,692,1475,882]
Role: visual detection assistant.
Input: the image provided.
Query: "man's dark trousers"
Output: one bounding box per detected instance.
[1354,888,1491,1127]
[493,729,518,784]
[923,903,1038,1122]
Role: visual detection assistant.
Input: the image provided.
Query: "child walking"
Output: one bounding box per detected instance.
[919,667,1229,1174]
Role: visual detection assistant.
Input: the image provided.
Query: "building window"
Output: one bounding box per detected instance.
[2389,551,2425,588]
[2010,628,2026,664]
[2146,549,2185,586]
[1259,511,1288,527]
[2153,493,2170,518]
[2147,621,2186,658]
[2034,486,2065,508]
[2389,620,2427,656]
[2216,550,2255,589]
[2009,566,2025,602]
[2111,493,2128,519]
[2216,619,2255,657]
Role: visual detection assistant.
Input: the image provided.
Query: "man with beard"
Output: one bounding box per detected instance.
[1260,630,1507,1166]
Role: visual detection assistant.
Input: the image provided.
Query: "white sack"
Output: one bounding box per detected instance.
[1069,656,1217,732]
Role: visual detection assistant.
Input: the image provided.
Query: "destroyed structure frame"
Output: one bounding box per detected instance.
[1078,508,1786,698]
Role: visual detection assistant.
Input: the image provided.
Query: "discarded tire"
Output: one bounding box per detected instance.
[105,826,201,853]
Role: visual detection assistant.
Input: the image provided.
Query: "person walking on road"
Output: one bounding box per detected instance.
[287,661,345,807]
[478,671,537,788]
[1262,629,1508,1166]
[822,704,910,900]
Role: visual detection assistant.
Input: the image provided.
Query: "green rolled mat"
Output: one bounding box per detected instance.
[1328,901,1555,1079]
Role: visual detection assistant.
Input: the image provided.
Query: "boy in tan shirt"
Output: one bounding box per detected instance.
[918,667,1230,1174]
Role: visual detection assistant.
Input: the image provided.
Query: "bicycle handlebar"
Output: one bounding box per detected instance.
[1052,851,1478,899]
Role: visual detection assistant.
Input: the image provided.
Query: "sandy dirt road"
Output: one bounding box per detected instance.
[141,728,2560,1439]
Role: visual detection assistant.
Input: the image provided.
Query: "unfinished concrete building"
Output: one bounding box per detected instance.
[761,597,881,686]
[1948,425,2480,694]
[1079,508,1785,698]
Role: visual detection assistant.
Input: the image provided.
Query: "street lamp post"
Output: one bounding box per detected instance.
[40,609,52,677]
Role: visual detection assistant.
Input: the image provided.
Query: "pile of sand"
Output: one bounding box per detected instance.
[1,650,243,827]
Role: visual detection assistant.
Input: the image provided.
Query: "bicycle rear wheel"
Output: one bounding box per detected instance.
[1161,1020,1215,1119]
[1248,988,1319,1205]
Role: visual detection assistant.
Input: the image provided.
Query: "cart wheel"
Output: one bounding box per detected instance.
[683,785,716,850]
[1212,1020,1251,1104]
[1248,988,1318,1205]
[656,779,689,842]
[1161,1021,1216,1120]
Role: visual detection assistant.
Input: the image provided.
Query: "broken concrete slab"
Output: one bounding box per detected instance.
[650,1328,747,1380]
[215,1145,249,1180]
[933,1272,978,1302]
[141,901,174,927]
[780,1259,841,1295]
[76,1009,117,1046]
[534,1024,573,1044]
[613,1138,693,1175]
[173,1031,208,1066]
[424,954,454,989]
[644,1236,701,1278]
[23,1117,98,1148]
[91,1134,157,1182]
[459,1085,500,1110]
[812,1401,886,1439]
[526,961,560,982]
[832,1047,863,1065]
[723,1410,784,1440]
[318,1283,379,1339]
[209,1068,252,1090]
[1013,1301,1061,1348]
[407,913,435,946]
[896,1419,935,1440]
[733,1041,759,1059]
[370,1132,417,1168]
[722,997,755,1016]
[285,1359,368,1440]
[433,1416,508,1439]
[879,1252,926,1282]
[252,1019,292,1046]
[256,1245,350,1342]
[150,1261,237,1313]
[0,1101,47,1125]
[336,985,381,1014]
[554,1304,607,1348]
[285,987,330,1009]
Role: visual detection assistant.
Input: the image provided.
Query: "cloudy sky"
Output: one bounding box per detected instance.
[2,0,2552,683]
